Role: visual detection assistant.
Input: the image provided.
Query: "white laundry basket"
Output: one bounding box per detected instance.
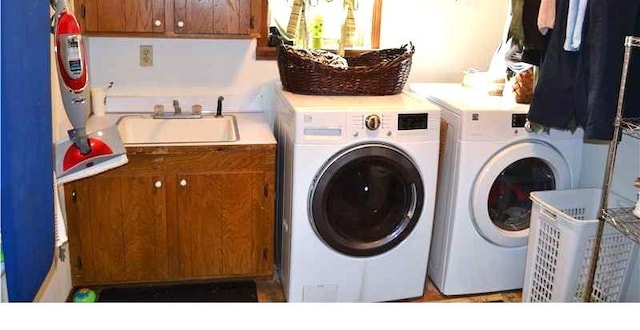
[522,188,638,302]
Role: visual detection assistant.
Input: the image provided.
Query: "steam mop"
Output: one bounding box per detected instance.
[52,0,127,184]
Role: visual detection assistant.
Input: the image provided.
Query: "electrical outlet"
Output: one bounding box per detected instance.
[140,45,153,67]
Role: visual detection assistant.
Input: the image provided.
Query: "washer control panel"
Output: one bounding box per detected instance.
[398,113,428,130]
[349,112,429,140]
[350,113,390,138]
[296,111,435,144]
[365,114,382,130]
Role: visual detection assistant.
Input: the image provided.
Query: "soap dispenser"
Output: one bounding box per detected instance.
[633,191,640,218]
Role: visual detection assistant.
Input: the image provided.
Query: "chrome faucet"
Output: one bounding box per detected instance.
[172,99,182,115]
[216,96,224,118]
[153,100,201,119]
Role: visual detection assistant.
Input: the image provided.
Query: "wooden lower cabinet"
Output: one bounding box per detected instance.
[64,144,275,286]
[65,175,169,284]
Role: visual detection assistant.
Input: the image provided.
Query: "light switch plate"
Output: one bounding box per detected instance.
[139,45,153,67]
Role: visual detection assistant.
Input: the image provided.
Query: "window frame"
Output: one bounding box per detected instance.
[255,0,383,60]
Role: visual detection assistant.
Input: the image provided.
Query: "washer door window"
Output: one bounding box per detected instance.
[471,142,571,247]
[310,144,424,257]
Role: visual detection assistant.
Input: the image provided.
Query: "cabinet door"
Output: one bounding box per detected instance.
[176,171,271,278]
[173,0,251,35]
[65,174,169,286]
[75,0,165,33]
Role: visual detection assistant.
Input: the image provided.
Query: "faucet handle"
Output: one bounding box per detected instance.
[154,104,164,115]
[192,104,202,115]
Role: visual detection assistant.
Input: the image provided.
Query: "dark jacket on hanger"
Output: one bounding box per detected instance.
[575,0,640,140]
[527,0,578,130]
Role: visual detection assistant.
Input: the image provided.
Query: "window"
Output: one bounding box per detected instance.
[256,0,382,60]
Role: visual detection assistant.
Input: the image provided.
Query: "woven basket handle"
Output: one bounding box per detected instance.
[375,42,415,68]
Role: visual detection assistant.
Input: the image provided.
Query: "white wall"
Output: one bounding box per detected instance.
[86,38,279,98]
[578,137,640,302]
[381,0,509,83]
[579,138,640,197]
[42,1,512,300]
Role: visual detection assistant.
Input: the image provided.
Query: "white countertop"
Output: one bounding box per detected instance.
[81,112,276,146]
[410,83,530,114]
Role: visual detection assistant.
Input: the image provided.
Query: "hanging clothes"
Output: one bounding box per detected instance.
[509,0,526,46]
[575,0,640,140]
[508,0,548,66]
[527,0,579,130]
[522,0,548,65]
[563,0,588,51]
[528,0,640,140]
[538,0,556,35]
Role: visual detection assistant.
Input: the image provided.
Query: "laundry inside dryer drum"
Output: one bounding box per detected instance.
[487,157,555,232]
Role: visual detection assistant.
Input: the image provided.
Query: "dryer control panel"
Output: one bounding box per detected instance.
[512,114,528,128]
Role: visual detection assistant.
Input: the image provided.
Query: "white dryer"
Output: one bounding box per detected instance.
[274,86,441,302]
[410,83,584,295]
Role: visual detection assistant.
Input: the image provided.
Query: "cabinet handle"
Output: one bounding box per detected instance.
[155,181,163,188]
[180,179,187,187]
[177,21,185,28]
[154,20,162,27]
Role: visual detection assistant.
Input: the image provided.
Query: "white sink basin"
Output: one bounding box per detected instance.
[117,115,239,145]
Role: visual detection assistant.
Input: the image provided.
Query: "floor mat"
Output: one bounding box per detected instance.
[97,281,258,302]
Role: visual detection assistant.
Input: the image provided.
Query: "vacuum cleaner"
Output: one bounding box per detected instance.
[51,0,127,184]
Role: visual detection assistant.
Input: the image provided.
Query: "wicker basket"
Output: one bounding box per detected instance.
[277,43,415,96]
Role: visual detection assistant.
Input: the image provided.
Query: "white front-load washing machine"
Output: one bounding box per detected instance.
[410,83,584,295]
[274,86,441,302]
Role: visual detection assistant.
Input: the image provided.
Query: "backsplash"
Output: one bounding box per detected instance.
[106,94,265,114]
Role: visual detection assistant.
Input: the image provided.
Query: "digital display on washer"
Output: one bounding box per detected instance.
[512,114,528,127]
[398,113,428,130]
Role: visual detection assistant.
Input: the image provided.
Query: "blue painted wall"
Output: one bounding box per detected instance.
[0,2,54,301]
[0,0,2,294]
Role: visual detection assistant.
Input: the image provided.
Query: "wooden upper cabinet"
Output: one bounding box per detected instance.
[173,0,252,35]
[74,0,258,38]
[75,0,165,34]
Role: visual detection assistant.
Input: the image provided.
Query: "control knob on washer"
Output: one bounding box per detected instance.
[365,114,381,130]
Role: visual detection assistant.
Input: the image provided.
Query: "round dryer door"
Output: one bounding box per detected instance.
[471,141,571,247]
[309,143,424,257]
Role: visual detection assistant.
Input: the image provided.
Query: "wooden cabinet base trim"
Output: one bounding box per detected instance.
[73,272,274,288]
